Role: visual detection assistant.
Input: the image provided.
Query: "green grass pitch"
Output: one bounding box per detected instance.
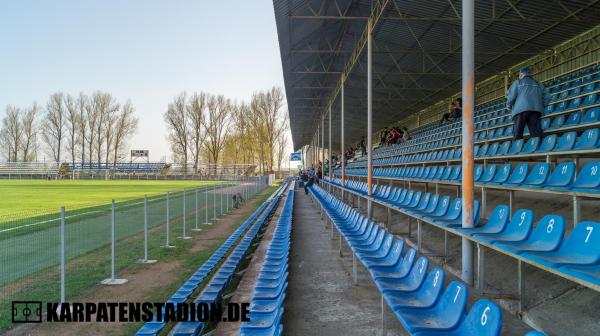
[0,179,222,217]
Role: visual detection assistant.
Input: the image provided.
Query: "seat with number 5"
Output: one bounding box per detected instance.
[396,281,468,334]
[494,215,565,255]
[413,299,502,336]
[522,221,600,268]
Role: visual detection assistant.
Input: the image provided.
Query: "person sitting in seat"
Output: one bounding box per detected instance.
[380,128,390,146]
[358,137,366,155]
[401,127,411,142]
[440,98,462,125]
[387,127,401,144]
[507,66,551,140]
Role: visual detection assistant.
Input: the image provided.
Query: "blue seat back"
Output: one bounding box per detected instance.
[582,107,600,123]
[474,165,484,181]
[565,111,581,126]
[526,215,566,252]
[572,161,600,189]
[507,163,529,184]
[574,128,599,150]
[507,139,524,155]
[554,131,576,151]
[492,164,512,183]
[559,221,600,264]
[504,209,535,239]
[550,115,565,129]
[480,164,497,183]
[457,299,503,336]
[433,281,468,323]
[431,196,451,217]
[521,137,540,154]
[537,135,556,152]
[524,163,550,185]
[497,141,511,155]
[545,162,576,187]
[486,205,510,230]
[415,268,446,308]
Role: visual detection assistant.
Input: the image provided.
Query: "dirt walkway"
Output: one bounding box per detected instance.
[11,189,274,336]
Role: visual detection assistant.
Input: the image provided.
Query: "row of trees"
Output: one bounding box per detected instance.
[0,92,138,166]
[164,87,289,174]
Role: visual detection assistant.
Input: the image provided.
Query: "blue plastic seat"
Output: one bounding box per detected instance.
[504,163,529,185]
[507,139,524,155]
[521,137,540,154]
[478,164,497,183]
[497,141,511,156]
[523,163,550,187]
[459,205,509,236]
[574,128,599,150]
[474,209,534,243]
[581,107,600,124]
[495,215,565,255]
[570,161,600,192]
[559,264,600,286]
[564,111,581,126]
[544,162,576,190]
[536,135,556,153]
[369,248,417,280]
[376,257,429,293]
[523,221,600,267]
[474,165,484,181]
[395,281,468,334]
[487,164,512,185]
[413,299,502,336]
[384,268,445,310]
[549,115,565,129]
[553,131,576,152]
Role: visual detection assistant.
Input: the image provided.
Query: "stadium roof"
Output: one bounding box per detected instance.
[274,0,600,150]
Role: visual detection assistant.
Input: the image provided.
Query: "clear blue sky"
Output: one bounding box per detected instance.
[0,0,287,162]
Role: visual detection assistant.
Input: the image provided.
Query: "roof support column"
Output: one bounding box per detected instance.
[321,116,325,176]
[461,0,475,287]
[328,108,332,182]
[341,77,345,198]
[367,18,373,219]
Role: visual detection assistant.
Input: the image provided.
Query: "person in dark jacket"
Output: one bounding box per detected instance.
[507,66,551,140]
[440,98,462,125]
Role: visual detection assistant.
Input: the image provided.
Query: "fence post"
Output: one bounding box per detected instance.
[60,207,65,303]
[162,192,175,248]
[138,195,157,263]
[179,189,191,239]
[212,184,219,220]
[193,186,202,231]
[226,182,229,212]
[204,186,211,225]
[220,185,223,216]
[102,200,128,284]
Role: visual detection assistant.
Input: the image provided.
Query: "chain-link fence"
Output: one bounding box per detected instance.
[0,176,270,331]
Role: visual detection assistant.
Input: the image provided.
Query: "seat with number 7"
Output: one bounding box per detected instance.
[413,299,502,336]
[395,281,468,334]
[522,221,600,268]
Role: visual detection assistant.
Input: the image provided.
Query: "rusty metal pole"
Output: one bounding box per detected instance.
[367,18,374,219]
[328,107,332,184]
[461,0,475,286]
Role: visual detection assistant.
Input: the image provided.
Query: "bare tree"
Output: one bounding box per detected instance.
[1,105,22,162]
[187,92,208,173]
[86,94,99,165]
[204,94,231,173]
[90,92,119,165]
[249,87,286,173]
[165,93,189,172]
[21,103,40,162]
[64,95,79,167]
[112,100,138,166]
[77,93,88,165]
[42,93,66,162]
[275,116,289,176]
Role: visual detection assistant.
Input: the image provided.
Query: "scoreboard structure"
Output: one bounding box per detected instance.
[130,149,150,163]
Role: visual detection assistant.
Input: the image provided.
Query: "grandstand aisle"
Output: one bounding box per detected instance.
[283,187,405,336]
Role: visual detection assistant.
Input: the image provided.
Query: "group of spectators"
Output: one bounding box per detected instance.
[379,127,410,146]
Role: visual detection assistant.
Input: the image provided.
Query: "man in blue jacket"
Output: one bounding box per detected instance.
[507,66,551,140]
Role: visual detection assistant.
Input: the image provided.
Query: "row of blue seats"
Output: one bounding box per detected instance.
[362,118,600,166]
[345,128,600,169]
[367,65,600,159]
[240,182,295,335]
[135,197,274,336]
[336,160,600,194]
[325,179,600,287]
[171,188,285,335]
[309,184,509,335]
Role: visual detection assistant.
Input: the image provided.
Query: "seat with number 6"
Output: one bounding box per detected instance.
[413,299,502,336]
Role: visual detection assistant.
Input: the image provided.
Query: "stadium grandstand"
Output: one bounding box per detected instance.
[272,0,600,335]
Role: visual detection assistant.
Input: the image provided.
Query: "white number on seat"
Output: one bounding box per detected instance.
[499,208,505,219]
[562,165,568,174]
[443,199,448,206]
[453,285,462,303]
[547,219,555,233]
[519,166,525,174]
[481,306,491,326]
[519,212,527,226]
[539,166,545,174]
[419,259,426,273]
[585,226,594,243]
[455,201,461,210]
[591,166,598,176]
[433,271,440,287]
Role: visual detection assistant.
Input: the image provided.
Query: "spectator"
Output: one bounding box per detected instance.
[358,137,366,155]
[387,127,401,144]
[440,98,462,125]
[379,128,390,146]
[507,66,551,140]
[324,159,329,177]
[401,127,410,142]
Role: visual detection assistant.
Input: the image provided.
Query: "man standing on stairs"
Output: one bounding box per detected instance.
[507,66,551,140]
